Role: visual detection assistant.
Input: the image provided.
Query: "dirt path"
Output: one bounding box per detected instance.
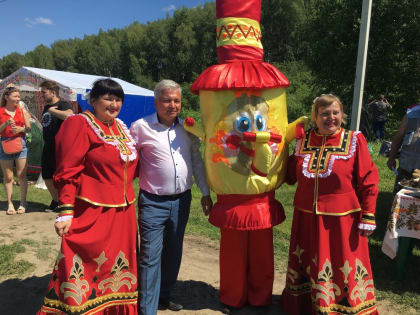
[0,211,405,314]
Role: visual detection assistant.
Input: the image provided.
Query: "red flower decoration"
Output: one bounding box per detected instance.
[185,117,195,126]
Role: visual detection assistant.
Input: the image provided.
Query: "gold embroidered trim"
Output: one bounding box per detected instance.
[61,255,89,305]
[285,281,312,296]
[75,195,136,207]
[299,129,354,174]
[296,207,361,216]
[42,292,138,314]
[316,298,377,314]
[98,251,137,293]
[84,298,137,315]
[81,111,137,162]
[58,204,74,208]
[316,208,361,216]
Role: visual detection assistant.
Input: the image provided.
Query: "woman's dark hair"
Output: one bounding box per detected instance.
[90,79,124,103]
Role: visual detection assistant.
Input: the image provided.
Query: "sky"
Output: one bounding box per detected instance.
[0,0,211,58]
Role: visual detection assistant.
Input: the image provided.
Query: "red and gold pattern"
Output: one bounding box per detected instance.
[82,111,137,163]
[281,128,379,315]
[297,129,355,177]
[282,211,378,315]
[38,111,139,314]
[216,17,262,48]
[53,112,138,208]
[289,129,379,217]
[37,202,138,315]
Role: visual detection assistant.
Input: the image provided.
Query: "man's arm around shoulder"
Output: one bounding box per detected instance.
[48,101,73,120]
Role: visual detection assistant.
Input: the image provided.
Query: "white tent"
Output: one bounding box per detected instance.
[0,66,155,127]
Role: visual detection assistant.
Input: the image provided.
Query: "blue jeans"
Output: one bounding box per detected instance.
[138,190,191,315]
[372,120,386,140]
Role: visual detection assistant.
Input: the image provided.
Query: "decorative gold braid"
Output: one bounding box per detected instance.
[42,292,138,314]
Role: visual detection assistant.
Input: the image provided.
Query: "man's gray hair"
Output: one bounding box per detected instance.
[154,80,181,100]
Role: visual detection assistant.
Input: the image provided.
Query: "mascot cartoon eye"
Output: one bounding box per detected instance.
[235,113,252,133]
[254,112,266,131]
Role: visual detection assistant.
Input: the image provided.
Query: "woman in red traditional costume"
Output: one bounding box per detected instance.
[37,79,139,315]
[281,94,379,315]
[0,85,31,215]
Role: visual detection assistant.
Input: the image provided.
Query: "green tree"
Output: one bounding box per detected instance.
[51,39,80,72]
[24,44,55,69]
[274,60,316,122]
[261,0,309,62]
[304,0,420,123]
[1,52,25,77]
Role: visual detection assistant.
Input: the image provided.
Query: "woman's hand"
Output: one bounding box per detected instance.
[55,219,72,236]
[359,229,374,237]
[358,222,376,237]
[11,125,25,134]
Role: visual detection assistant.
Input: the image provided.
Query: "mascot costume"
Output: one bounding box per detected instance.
[185,0,307,310]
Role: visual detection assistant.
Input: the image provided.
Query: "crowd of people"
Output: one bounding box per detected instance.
[1,78,418,315]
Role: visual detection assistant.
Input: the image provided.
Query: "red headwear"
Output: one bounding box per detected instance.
[191,0,289,94]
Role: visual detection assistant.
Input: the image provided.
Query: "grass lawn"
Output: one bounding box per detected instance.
[0,141,418,312]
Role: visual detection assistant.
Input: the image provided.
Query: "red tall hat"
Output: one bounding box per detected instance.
[191,0,289,94]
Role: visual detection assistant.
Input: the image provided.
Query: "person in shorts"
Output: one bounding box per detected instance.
[0,85,31,214]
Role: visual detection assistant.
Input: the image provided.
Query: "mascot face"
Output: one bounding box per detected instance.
[199,88,289,195]
[217,92,278,176]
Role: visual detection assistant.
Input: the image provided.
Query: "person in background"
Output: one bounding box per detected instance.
[387,101,420,194]
[40,80,73,212]
[0,85,31,215]
[281,94,379,315]
[366,94,392,141]
[37,79,139,314]
[130,79,212,315]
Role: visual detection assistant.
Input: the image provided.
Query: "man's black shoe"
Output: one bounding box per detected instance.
[44,200,59,213]
[158,299,183,311]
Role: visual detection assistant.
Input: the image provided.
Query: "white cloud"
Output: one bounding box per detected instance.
[25,17,54,28]
[162,4,176,12]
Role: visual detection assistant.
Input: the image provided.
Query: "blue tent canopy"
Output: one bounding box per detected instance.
[77,92,155,127]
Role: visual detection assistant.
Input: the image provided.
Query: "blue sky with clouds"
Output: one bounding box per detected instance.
[0,0,210,58]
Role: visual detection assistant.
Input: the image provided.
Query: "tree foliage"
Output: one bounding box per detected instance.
[304,0,419,120]
[0,0,417,131]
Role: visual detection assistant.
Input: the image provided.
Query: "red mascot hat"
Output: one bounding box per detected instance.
[191,0,289,94]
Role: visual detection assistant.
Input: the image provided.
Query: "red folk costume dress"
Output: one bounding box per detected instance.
[38,111,139,315]
[281,128,379,315]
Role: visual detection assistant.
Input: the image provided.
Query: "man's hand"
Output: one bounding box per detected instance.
[55,219,72,237]
[201,195,213,216]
